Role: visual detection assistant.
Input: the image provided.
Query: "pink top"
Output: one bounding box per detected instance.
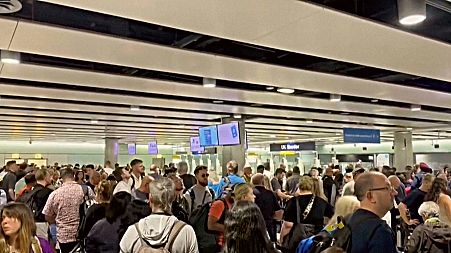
[43,181,94,243]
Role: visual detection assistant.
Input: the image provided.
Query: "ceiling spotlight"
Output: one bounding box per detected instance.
[91,119,99,124]
[130,105,140,111]
[66,128,73,131]
[406,127,413,131]
[305,119,313,123]
[203,77,216,88]
[398,0,426,25]
[330,94,341,102]
[266,86,275,90]
[213,100,223,104]
[233,114,242,119]
[410,104,421,111]
[276,88,295,94]
[0,50,20,64]
[371,99,379,103]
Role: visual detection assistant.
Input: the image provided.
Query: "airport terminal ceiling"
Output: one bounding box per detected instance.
[0,0,450,147]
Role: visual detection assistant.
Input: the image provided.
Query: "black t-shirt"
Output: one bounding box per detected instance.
[283,194,333,226]
[79,203,108,239]
[1,172,16,202]
[254,186,281,223]
[402,188,426,222]
[349,209,397,253]
[180,174,197,193]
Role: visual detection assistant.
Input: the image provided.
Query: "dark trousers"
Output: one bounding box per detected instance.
[59,241,78,253]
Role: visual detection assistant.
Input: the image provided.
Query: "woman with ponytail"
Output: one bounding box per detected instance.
[0,202,53,253]
[78,180,115,240]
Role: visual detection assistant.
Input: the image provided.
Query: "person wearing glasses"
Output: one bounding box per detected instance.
[347,172,398,253]
[184,166,215,216]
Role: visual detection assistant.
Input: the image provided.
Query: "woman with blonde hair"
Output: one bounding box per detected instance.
[0,202,53,253]
[78,180,115,240]
[312,178,327,201]
[325,196,360,227]
[232,183,256,202]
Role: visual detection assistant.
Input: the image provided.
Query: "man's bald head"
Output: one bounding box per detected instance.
[354,172,386,201]
[251,173,264,186]
[388,175,401,189]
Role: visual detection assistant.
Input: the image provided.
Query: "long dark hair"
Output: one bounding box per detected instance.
[224,201,278,253]
[425,178,447,202]
[106,192,132,223]
[118,200,152,240]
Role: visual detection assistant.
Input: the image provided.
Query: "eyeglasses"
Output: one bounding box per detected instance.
[201,173,209,178]
[369,186,394,192]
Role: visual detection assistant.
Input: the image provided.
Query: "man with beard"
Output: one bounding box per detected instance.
[184,165,215,216]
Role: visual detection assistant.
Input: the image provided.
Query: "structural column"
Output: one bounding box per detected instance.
[105,137,119,165]
[220,117,246,176]
[393,131,414,171]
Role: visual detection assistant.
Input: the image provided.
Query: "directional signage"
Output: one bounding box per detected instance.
[343,128,380,143]
[270,141,316,152]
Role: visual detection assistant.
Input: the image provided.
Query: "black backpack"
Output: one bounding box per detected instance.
[189,199,228,253]
[19,186,47,221]
[76,185,94,244]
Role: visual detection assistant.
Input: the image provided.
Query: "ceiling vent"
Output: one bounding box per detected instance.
[0,0,22,14]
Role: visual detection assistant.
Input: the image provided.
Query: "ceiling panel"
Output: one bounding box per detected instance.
[6,20,451,110]
[0,83,442,128]
[0,18,17,50]
[3,64,451,122]
[37,0,451,82]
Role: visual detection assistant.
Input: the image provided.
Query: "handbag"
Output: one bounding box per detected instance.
[281,195,319,253]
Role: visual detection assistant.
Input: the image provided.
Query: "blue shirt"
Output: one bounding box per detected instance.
[217,174,246,195]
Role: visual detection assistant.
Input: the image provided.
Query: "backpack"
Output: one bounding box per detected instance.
[220,176,240,199]
[415,226,451,253]
[133,221,186,253]
[189,199,228,253]
[188,187,215,215]
[297,215,382,253]
[76,185,94,244]
[19,186,46,221]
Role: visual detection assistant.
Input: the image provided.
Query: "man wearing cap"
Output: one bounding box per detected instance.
[342,167,365,196]
[411,162,432,189]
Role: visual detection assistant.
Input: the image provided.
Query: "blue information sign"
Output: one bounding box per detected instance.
[343,128,380,143]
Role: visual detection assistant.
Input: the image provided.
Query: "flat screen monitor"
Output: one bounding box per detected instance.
[218,122,241,146]
[127,143,136,155]
[190,136,205,153]
[148,141,158,155]
[199,125,219,147]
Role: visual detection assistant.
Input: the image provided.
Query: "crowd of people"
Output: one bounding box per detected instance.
[0,159,450,253]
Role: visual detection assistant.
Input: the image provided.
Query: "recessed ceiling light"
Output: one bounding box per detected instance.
[203,77,216,88]
[270,135,276,138]
[398,0,426,25]
[91,119,99,124]
[410,104,421,111]
[330,94,341,102]
[213,100,223,104]
[266,86,275,90]
[371,99,379,103]
[233,114,242,119]
[130,105,140,111]
[305,119,313,123]
[277,88,295,94]
[406,127,413,131]
[0,50,20,64]
[66,128,73,131]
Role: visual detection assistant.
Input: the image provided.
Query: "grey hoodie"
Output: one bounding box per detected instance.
[119,214,198,253]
